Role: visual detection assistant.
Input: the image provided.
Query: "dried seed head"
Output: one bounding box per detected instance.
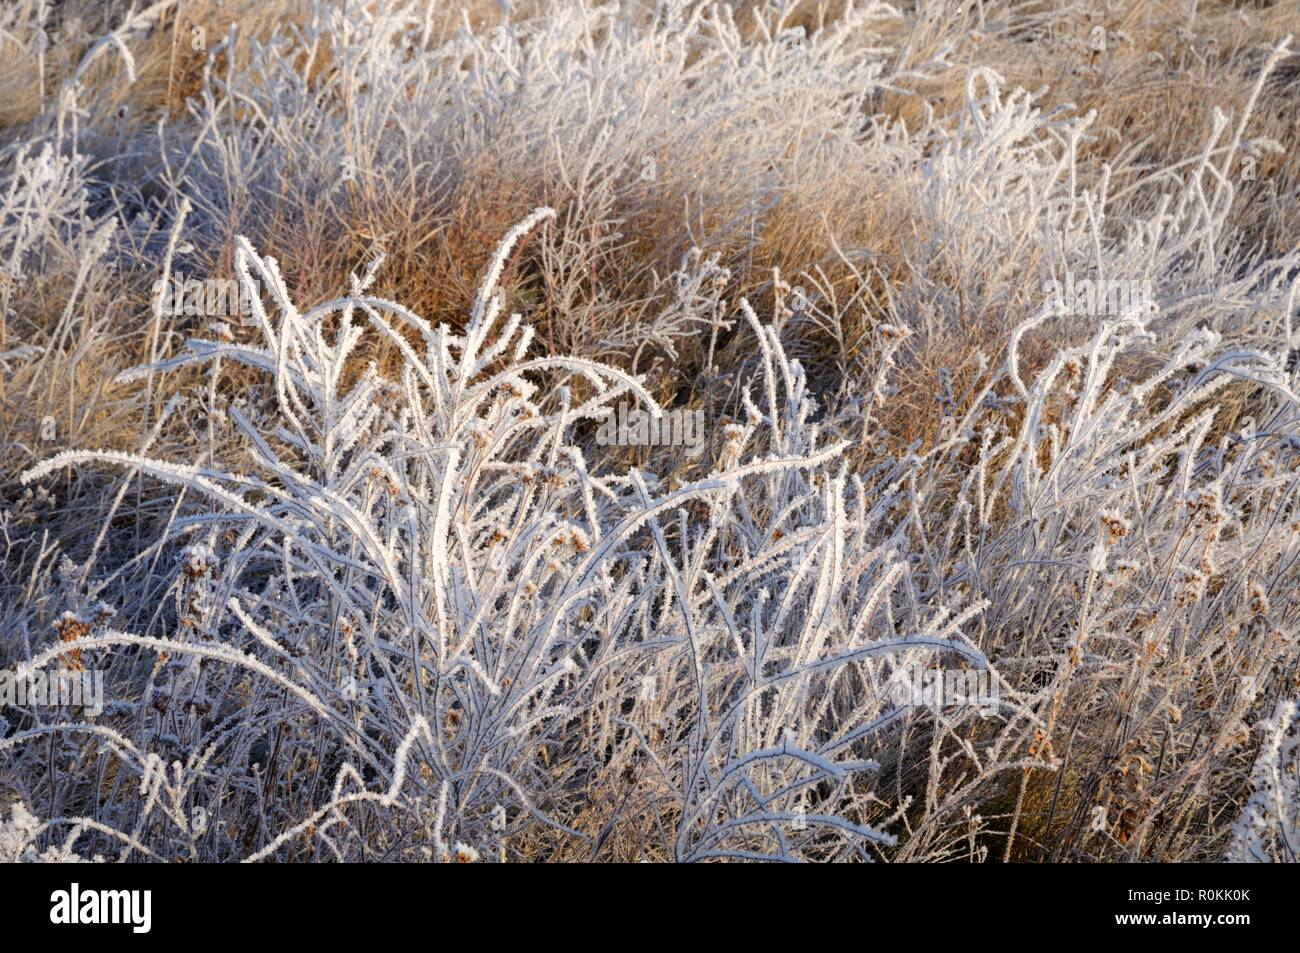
[181,545,215,579]
[1250,583,1270,616]
[1099,509,1130,544]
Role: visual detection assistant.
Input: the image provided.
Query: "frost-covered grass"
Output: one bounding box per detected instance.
[1,0,1298,862]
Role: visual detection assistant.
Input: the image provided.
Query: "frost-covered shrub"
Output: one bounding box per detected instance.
[12,209,989,860]
[3,0,1300,862]
[1228,699,1300,863]
[13,202,1300,861]
[0,800,104,863]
